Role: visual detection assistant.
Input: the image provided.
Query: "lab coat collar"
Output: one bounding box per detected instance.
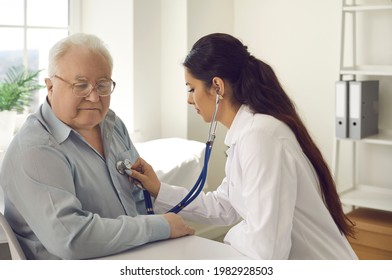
[224,105,254,147]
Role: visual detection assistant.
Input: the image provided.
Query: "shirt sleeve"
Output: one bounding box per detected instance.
[224,130,298,259]
[155,179,241,226]
[3,144,170,260]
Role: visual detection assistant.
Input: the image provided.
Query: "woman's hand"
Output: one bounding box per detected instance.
[129,157,161,197]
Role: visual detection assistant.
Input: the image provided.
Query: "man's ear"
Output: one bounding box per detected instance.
[45,78,53,99]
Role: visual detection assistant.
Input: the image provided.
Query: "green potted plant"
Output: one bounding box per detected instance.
[0,65,44,149]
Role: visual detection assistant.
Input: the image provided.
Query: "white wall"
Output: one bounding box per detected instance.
[161,0,188,139]
[80,0,162,142]
[234,0,392,192]
[234,0,341,166]
[79,0,392,192]
[186,0,234,188]
[80,0,134,133]
[132,0,162,141]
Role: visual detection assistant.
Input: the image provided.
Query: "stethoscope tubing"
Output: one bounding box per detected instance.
[129,94,220,215]
[167,142,212,214]
[143,190,154,215]
[142,141,212,215]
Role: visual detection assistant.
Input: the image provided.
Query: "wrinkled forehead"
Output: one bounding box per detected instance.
[56,45,112,77]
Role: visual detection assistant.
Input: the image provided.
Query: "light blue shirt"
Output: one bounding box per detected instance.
[0,100,170,259]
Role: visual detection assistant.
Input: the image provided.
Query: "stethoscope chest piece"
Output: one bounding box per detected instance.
[116,158,154,215]
[115,92,220,214]
[116,159,132,175]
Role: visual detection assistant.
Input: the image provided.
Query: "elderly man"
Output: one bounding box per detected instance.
[0,33,194,260]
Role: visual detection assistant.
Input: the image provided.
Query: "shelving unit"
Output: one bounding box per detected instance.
[334,0,392,212]
[340,185,392,212]
[340,65,392,76]
[342,4,392,11]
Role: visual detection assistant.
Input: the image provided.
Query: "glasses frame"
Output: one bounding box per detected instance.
[52,75,116,97]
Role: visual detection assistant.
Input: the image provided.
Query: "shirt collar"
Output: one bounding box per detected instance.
[38,99,116,145]
[39,99,72,144]
[224,105,254,147]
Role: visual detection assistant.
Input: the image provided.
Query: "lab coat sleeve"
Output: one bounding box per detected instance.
[155,179,241,226]
[3,145,170,260]
[224,130,297,259]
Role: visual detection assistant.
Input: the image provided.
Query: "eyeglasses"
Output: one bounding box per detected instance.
[52,75,116,97]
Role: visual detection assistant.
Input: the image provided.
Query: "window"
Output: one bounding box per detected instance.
[0,0,79,110]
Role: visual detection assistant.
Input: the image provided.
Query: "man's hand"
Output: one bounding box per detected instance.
[162,213,195,238]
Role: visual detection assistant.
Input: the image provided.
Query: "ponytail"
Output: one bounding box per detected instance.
[236,57,354,237]
[184,33,354,237]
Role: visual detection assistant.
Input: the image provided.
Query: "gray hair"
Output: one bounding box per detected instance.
[47,33,113,77]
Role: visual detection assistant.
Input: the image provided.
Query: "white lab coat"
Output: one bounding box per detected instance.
[155,105,357,260]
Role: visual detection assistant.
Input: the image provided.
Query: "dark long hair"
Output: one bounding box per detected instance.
[184,33,354,237]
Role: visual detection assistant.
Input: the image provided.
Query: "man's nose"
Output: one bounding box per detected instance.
[84,88,100,102]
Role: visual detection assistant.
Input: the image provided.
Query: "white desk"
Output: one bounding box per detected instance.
[95,235,249,260]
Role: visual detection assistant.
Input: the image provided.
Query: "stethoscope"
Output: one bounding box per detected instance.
[116,93,221,215]
[116,159,155,214]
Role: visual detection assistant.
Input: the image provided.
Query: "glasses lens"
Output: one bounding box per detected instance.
[73,81,114,97]
[96,81,113,96]
[73,83,91,97]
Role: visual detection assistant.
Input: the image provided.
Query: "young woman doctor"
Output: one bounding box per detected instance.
[130,33,357,260]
